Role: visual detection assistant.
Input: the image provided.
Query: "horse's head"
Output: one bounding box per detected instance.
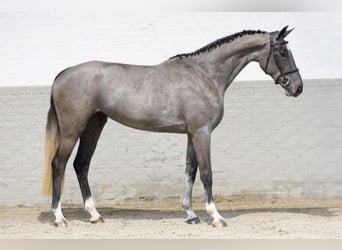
[261,26,303,97]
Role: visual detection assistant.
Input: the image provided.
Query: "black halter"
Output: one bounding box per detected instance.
[265,38,299,87]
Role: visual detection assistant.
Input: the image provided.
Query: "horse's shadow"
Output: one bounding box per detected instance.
[37,206,339,226]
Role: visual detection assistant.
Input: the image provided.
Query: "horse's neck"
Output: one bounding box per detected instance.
[192,34,268,94]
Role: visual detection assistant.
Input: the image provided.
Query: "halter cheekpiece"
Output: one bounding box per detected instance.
[265,37,299,87]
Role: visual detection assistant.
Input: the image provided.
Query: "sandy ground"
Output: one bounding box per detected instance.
[1,198,342,239]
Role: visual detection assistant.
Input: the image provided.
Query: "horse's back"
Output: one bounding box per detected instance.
[51,60,139,107]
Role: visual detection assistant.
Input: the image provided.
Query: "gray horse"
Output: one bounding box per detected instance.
[43,26,303,227]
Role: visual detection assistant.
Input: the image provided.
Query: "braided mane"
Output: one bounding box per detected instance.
[170,29,266,59]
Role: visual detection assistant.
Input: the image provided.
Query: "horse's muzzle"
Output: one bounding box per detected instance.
[278,76,303,97]
[293,85,303,97]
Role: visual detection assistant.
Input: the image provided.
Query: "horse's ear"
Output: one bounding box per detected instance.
[277,26,294,40]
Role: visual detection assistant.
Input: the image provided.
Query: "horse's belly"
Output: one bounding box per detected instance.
[107,114,187,133]
[100,103,187,133]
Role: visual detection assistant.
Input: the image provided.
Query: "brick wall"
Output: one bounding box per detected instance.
[0,79,341,206]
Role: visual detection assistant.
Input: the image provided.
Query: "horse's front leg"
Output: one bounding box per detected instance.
[191,127,227,227]
[182,135,200,224]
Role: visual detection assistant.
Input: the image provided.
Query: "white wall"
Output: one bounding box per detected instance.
[0,12,341,86]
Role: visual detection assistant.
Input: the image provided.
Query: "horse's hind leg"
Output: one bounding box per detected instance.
[182,135,200,224]
[52,134,79,227]
[73,112,107,223]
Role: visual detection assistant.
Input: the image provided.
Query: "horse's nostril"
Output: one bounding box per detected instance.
[296,86,303,95]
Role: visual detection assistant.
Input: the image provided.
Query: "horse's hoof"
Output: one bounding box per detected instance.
[186,217,200,224]
[54,219,67,227]
[90,217,104,224]
[212,218,227,228]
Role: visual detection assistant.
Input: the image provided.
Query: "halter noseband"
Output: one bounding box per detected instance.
[264,37,299,87]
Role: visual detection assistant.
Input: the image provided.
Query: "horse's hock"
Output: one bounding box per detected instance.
[0,79,341,207]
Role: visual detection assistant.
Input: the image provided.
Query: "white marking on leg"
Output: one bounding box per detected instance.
[183,195,197,219]
[185,208,198,220]
[85,197,102,222]
[206,201,226,226]
[52,202,67,226]
[183,174,198,220]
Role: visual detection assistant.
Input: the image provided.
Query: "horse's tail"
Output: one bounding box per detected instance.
[42,95,60,196]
